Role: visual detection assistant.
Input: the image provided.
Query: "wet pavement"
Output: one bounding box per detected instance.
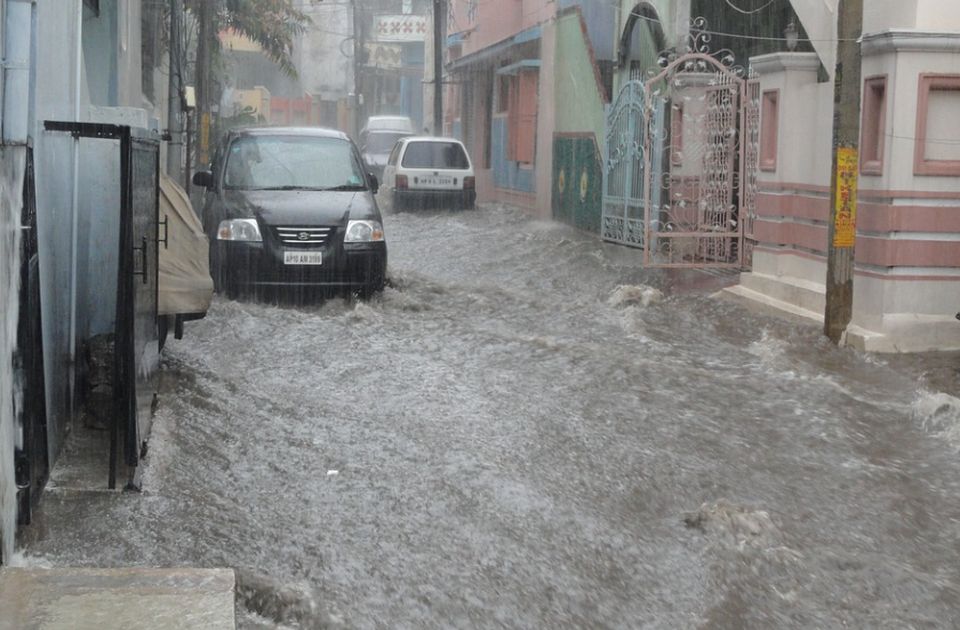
[15,204,960,629]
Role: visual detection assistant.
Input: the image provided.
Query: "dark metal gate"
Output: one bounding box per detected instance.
[15,147,49,527]
[44,122,160,489]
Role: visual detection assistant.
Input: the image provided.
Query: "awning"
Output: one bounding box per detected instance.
[447,25,541,72]
[495,59,541,75]
[446,30,468,47]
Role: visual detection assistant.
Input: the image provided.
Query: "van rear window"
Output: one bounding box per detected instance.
[401,142,470,170]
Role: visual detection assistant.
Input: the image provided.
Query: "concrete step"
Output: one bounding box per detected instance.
[0,567,236,630]
[721,283,824,324]
[737,271,826,316]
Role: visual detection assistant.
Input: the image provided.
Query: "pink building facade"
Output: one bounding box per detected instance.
[730,1,960,352]
[444,0,557,214]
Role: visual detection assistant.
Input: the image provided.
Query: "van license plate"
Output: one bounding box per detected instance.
[420,177,453,186]
[284,251,322,265]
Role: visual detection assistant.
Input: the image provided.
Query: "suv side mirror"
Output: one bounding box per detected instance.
[368,173,379,194]
[192,170,214,189]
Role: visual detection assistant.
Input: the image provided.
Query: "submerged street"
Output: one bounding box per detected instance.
[18,205,960,628]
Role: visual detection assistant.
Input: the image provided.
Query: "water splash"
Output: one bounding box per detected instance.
[683,499,781,552]
[747,328,787,364]
[235,568,341,630]
[0,148,26,564]
[912,391,960,451]
[607,284,664,308]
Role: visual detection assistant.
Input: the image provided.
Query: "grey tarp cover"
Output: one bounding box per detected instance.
[158,174,213,316]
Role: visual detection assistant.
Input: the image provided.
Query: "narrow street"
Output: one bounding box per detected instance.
[18,204,960,629]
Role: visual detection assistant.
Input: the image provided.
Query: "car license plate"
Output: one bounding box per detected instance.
[284,251,322,265]
[419,176,453,186]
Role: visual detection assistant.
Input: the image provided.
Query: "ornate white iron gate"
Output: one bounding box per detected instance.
[603,26,760,268]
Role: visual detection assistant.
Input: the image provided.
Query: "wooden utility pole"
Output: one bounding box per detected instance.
[196,0,212,167]
[824,0,863,344]
[353,0,363,139]
[167,0,183,180]
[432,0,444,134]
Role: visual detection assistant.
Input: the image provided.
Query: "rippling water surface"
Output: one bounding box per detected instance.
[19,205,960,629]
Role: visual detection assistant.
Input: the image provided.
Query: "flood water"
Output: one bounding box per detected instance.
[16,204,960,628]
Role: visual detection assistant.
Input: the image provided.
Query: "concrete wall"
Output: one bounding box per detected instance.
[734,3,960,352]
[847,27,960,351]
[558,0,617,60]
[32,0,154,467]
[734,53,835,324]
[33,1,83,467]
[534,18,556,219]
[862,0,960,31]
[295,3,352,102]
[554,12,606,142]
[552,9,608,232]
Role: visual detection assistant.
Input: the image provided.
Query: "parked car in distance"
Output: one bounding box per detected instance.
[381,137,476,210]
[193,127,387,299]
[362,129,412,181]
[361,115,414,137]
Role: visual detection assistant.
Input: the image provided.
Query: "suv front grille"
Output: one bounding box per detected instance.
[273,226,334,248]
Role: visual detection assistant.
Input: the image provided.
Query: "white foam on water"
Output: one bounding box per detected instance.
[0,149,25,565]
[913,390,960,451]
[607,284,664,309]
[746,328,787,364]
[6,549,54,568]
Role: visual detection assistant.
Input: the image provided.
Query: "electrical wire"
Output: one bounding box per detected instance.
[723,0,777,16]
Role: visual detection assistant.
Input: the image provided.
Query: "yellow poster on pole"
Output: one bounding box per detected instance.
[199,112,211,165]
[833,147,858,248]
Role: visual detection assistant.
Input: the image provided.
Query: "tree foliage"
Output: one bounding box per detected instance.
[185,0,313,77]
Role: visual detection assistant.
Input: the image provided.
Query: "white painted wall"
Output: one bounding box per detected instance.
[752,53,832,188]
[860,46,960,194]
[915,0,960,30]
[788,0,838,79]
[863,0,917,33]
[534,18,555,220]
[294,2,353,101]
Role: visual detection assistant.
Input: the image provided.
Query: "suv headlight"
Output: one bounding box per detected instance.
[217,218,262,242]
[344,220,385,243]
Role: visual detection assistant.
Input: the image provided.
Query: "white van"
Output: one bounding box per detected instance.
[381,137,476,210]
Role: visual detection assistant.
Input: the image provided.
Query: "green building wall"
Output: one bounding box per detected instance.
[551,11,607,233]
[551,2,681,233]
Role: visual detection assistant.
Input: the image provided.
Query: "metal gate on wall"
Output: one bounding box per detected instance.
[44,122,160,490]
[602,28,760,268]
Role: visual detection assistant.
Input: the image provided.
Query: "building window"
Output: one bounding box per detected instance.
[507,70,538,164]
[860,76,887,175]
[760,89,779,172]
[914,74,960,176]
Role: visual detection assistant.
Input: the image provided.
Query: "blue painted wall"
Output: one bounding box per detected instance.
[491,117,534,193]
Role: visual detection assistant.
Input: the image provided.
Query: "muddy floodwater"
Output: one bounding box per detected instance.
[17,205,960,629]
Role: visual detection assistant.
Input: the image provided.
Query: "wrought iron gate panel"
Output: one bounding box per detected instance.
[602,80,646,248]
[742,78,762,268]
[602,19,760,269]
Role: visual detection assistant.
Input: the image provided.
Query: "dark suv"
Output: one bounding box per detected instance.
[193,127,387,298]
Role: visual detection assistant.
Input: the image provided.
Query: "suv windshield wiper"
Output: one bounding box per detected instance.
[321,184,367,191]
[253,185,326,191]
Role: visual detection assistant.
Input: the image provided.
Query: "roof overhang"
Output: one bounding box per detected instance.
[447,25,542,72]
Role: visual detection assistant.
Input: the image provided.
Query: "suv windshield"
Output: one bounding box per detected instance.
[364,132,410,155]
[401,141,470,170]
[224,135,367,190]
